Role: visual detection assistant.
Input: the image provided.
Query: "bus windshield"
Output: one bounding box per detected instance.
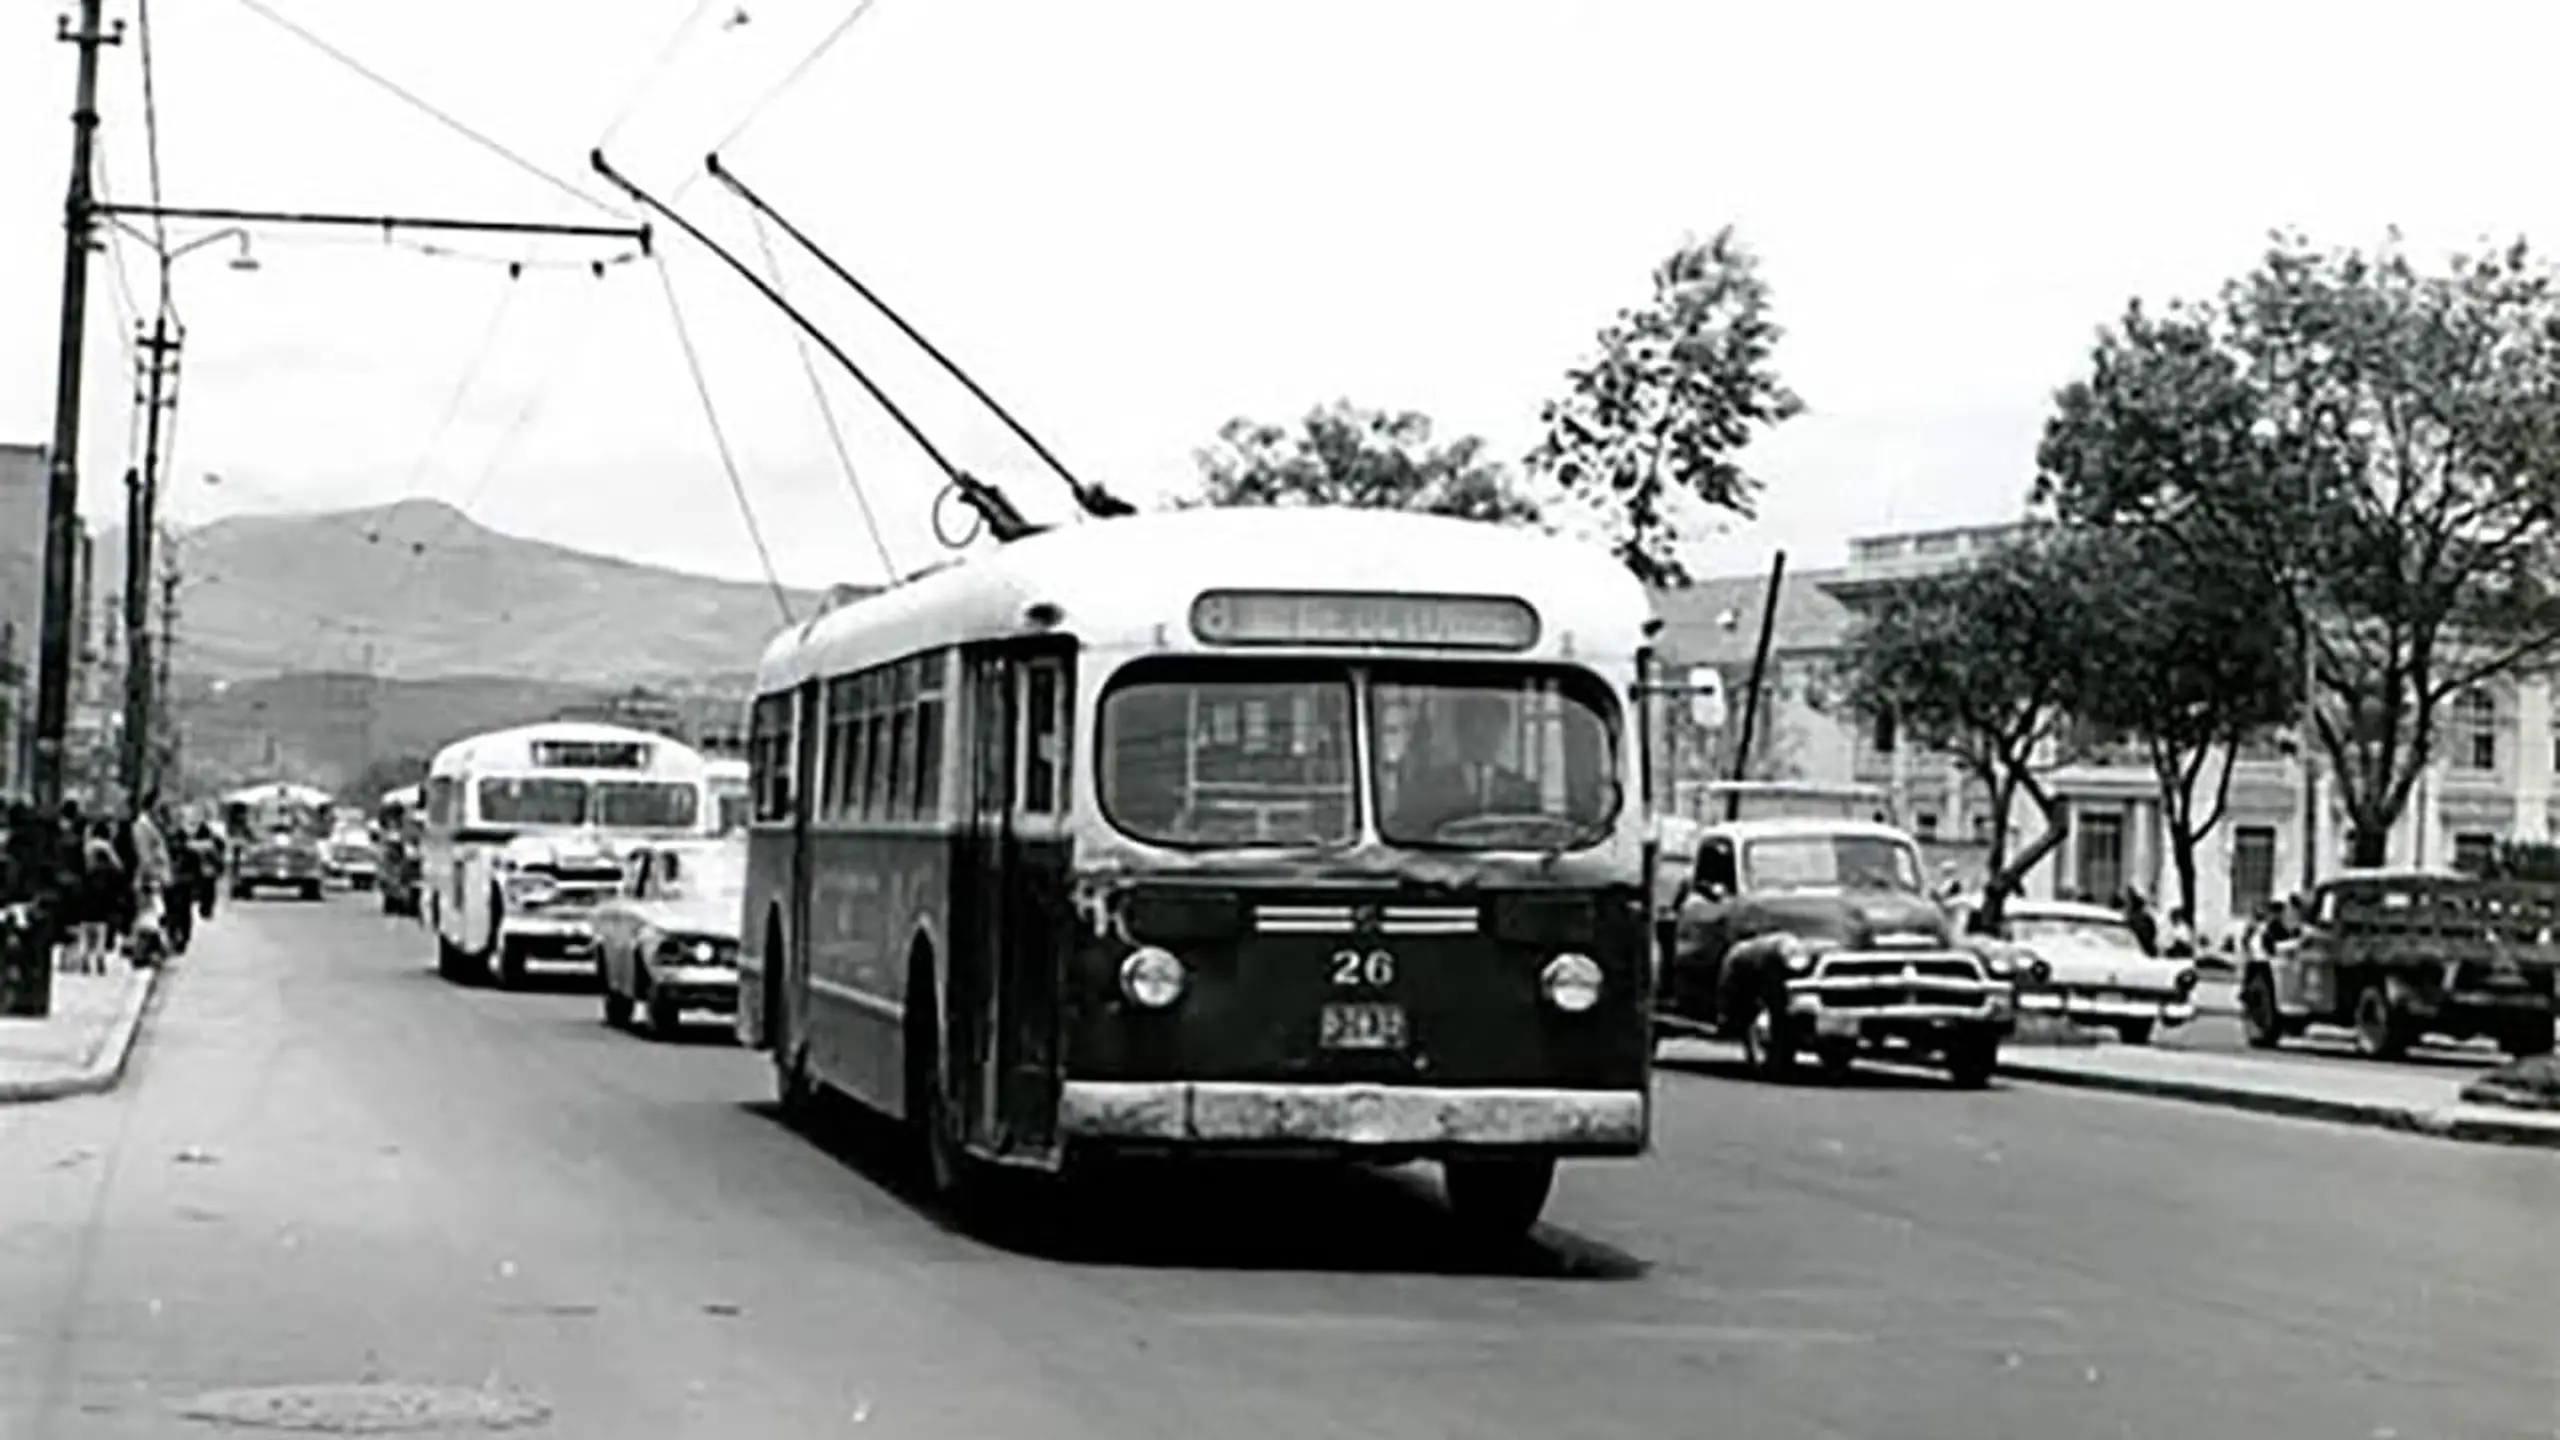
[473,776,700,831]
[1098,661,1619,851]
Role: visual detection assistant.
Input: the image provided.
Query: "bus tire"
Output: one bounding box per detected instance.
[1444,1157,1554,1240]
[905,952,977,1207]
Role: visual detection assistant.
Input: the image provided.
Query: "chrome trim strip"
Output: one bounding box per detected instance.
[809,974,903,1023]
[1059,1081,1647,1149]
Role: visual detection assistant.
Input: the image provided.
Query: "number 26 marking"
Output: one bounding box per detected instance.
[1330,948,1396,988]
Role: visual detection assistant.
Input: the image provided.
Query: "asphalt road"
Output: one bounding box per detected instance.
[3,898,2556,1439]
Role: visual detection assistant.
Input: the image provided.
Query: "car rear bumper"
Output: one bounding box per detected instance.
[1058,1081,1647,1153]
[503,917,598,956]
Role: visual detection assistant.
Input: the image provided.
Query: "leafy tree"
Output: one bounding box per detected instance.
[1835,532,2100,923]
[1531,228,1804,586]
[348,753,430,809]
[2069,530,2296,917]
[2034,304,2297,915]
[2037,232,2560,866]
[1187,402,1543,524]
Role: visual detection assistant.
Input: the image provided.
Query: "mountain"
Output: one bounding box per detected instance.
[97,499,835,684]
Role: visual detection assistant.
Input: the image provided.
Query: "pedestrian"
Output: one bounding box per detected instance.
[71,818,124,973]
[2121,889,2159,956]
[2162,906,2198,959]
[193,818,225,920]
[162,803,200,955]
[129,795,172,969]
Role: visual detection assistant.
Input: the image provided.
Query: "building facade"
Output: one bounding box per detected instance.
[0,443,100,802]
[1658,522,2560,935]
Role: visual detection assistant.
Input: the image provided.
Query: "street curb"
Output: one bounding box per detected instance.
[0,966,162,1105]
[1998,1057,2560,1150]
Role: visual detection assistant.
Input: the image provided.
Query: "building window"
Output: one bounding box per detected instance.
[2229,825,2275,917]
[1970,811,1992,843]
[2457,688,2497,771]
[2075,809,2126,902]
[1871,710,1897,756]
[1914,810,1939,840]
[2453,832,2498,875]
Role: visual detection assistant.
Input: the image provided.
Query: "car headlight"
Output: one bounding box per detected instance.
[2174,967,2198,995]
[1774,933,1836,975]
[503,874,558,907]
[1118,946,1187,1009]
[1540,953,1604,1013]
[1984,949,2015,978]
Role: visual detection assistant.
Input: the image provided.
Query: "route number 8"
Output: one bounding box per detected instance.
[1330,948,1396,988]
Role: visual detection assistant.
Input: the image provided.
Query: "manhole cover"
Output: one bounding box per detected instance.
[178,1383,551,1433]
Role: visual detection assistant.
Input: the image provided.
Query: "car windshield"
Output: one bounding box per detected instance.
[1099,662,1357,848]
[1096,660,1621,852]
[1742,834,1923,892]
[477,777,588,827]
[595,781,700,831]
[2011,914,2146,952]
[1370,669,1618,851]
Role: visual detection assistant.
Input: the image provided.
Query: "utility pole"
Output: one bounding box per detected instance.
[33,0,122,812]
[156,557,178,794]
[122,315,178,806]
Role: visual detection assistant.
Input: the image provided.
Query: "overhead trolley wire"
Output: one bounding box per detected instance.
[593,0,727,154]
[137,0,173,308]
[747,210,895,581]
[390,272,526,520]
[670,0,886,204]
[652,258,797,625]
[225,0,630,220]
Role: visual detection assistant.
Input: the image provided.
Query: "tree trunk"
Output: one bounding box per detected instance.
[2168,831,2200,921]
[2349,825,2388,869]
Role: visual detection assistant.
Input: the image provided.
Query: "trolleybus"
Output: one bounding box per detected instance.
[738,505,1657,1236]
[422,721,719,988]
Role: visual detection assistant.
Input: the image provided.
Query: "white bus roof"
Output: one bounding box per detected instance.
[223,782,333,807]
[755,506,1655,695]
[707,757,748,781]
[427,720,710,778]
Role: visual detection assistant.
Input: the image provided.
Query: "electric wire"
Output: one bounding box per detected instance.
[653,257,796,624]
[225,0,628,219]
[412,270,617,556]
[392,274,526,504]
[671,0,883,203]
[137,0,172,316]
[594,0,726,153]
[747,210,894,581]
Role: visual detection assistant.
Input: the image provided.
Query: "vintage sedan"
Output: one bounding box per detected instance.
[1962,897,2199,1044]
[232,827,325,901]
[592,837,746,1039]
[322,825,381,891]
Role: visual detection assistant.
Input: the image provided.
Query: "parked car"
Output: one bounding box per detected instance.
[232,827,326,901]
[592,837,746,1038]
[1659,816,2017,1086]
[1954,897,2198,1044]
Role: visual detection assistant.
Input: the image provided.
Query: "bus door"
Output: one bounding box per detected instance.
[788,680,821,1057]
[959,644,1072,1163]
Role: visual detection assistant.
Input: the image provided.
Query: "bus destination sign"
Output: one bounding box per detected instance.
[532,739,652,770]
[1189,590,1540,651]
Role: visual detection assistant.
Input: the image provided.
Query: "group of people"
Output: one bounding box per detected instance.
[0,794,227,975]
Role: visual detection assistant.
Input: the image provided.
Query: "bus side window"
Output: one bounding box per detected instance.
[1023,660,1066,815]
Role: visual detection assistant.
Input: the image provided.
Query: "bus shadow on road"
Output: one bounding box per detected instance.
[748,1098,1649,1281]
[1655,1051,1981,1091]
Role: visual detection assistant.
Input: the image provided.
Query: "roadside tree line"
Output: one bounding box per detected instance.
[1195,225,2560,927]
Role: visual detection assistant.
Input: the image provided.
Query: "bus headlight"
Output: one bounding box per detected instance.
[1119,947,1187,1009]
[1541,953,1604,1013]
[2174,966,2199,995]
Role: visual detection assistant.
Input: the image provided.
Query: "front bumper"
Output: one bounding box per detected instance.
[1058,1081,1648,1154]
[647,963,739,1010]
[502,916,599,956]
[2019,989,2195,1025]
[1783,961,2014,1037]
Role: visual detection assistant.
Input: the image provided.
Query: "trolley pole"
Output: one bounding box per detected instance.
[31,0,122,812]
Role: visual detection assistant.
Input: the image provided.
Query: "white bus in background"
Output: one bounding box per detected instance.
[421,720,718,988]
[708,757,749,835]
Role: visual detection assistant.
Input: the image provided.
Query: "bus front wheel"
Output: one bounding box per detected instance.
[1443,1157,1555,1241]
[905,956,981,1209]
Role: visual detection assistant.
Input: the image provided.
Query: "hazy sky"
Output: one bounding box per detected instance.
[3,0,2555,600]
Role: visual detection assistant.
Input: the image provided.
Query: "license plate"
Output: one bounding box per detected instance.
[1320,1002,1408,1051]
[1814,1011,1862,1038]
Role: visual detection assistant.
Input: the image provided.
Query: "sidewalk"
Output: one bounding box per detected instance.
[0,963,159,1103]
[2000,1042,2560,1148]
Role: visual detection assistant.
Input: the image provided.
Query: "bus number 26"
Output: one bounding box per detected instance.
[1330,949,1396,989]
